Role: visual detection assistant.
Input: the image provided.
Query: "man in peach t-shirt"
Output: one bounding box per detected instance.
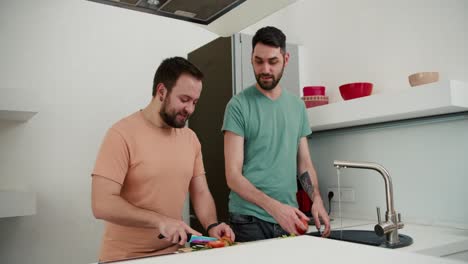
[91,57,234,262]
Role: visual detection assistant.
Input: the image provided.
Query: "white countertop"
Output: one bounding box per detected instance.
[103,236,464,264]
[97,218,468,264]
[316,217,468,260]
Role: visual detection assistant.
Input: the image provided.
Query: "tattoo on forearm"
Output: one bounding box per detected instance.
[298,171,315,201]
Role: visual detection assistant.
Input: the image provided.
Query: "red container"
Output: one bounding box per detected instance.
[296,189,312,215]
[339,82,373,100]
[302,96,328,108]
[303,86,325,96]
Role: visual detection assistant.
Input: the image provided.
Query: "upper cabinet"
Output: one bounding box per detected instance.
[307,80,468,132]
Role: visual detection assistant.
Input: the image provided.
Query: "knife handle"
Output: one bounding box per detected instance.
[158,233,193,241]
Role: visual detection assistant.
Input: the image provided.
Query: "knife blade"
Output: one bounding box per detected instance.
[158,233,218,244]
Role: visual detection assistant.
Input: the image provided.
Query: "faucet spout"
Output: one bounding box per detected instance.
[333,160,394,214]
[333,160,404,246]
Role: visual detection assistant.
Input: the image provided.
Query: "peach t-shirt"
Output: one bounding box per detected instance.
[92,111,205,262]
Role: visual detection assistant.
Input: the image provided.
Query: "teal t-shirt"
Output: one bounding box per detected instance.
[222,85,312,223]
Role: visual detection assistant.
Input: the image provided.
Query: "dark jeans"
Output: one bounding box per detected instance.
[229,213,289,242]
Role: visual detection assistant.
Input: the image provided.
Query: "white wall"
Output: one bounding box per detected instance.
[0,1,217,263]
[243,0,468,102]
[243,0,468,227]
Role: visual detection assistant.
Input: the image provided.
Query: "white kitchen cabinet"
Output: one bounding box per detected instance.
[307,80,468,132]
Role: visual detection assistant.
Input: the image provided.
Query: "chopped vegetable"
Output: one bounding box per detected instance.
[220,235,234,246]
[180,235,237,252]
[206,240,227,248]
[296,218,309,235]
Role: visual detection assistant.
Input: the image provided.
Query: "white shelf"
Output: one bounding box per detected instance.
[308,80,468,132]
[0,110,37,122]
[0,190,36,218]
[0,88,38,122]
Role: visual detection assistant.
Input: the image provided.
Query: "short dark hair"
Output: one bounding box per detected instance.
[252,26,286,53]
[152,57,204,96]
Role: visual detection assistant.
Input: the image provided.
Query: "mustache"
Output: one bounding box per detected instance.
[179,109,189,117]
[177,111,190,121]
[259,73,274,78]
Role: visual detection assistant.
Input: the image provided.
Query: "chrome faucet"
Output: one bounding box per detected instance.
[333,160,405,246]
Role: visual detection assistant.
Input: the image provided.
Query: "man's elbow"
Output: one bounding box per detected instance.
[92,197,107,220]
[225,172,237,191]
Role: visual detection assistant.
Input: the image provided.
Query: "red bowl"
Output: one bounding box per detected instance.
[303,86,325,96]
[339,82,373,100]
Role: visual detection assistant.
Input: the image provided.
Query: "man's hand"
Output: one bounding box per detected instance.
[268,201,309,235]
[208,222,236,241]
[311,195,331,237]
[158,217,202,245]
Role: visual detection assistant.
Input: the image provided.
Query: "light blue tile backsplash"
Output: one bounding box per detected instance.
[309,113,468,228]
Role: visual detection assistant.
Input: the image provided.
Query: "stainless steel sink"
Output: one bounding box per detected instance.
[307,230,413,249]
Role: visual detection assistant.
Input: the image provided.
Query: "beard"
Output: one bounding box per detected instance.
[159,98,189,128]
[255,64,285,91]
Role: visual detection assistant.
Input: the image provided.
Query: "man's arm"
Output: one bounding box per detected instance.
[224,131,307,235]
[296,137,331,237]
[92,175,200,245]
[189,175,235,240]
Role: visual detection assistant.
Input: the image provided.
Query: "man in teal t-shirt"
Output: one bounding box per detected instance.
[222,26,331,242]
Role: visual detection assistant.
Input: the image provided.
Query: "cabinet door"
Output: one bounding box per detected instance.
[232,33,300,96]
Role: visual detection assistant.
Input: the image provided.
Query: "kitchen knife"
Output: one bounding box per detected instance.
[158,233,218,244]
